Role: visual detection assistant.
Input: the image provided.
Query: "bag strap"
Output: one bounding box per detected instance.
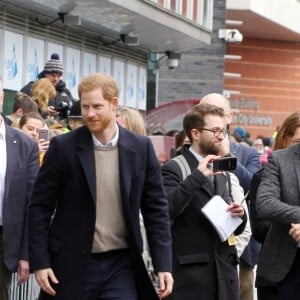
[224,171,233,203]
[173,155,191,180]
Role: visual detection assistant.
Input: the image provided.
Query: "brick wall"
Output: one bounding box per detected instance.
[225,38,300,139]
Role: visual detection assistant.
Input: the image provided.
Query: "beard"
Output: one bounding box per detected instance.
[83,114,112,133]
[198,139,222,156]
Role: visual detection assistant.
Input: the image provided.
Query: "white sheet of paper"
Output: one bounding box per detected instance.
[201,195,243,242]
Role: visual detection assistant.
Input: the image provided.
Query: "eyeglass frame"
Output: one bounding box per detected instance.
[198,127,228,137]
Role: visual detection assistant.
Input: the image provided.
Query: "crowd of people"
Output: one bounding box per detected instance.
[1,54,300,300]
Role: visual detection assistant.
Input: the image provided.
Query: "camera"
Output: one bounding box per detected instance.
[167,58,180,69]
[54,101,69,112]
[54,101,70,119]
[165,51,181,69]
[218,29,243,43]
[213,155,237,172]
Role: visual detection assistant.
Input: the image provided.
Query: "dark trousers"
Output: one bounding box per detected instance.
[82,249,138,300]
[278,250,300,300]
[257,286,278,300]
[0,227,11,300]
[256,273,279,300]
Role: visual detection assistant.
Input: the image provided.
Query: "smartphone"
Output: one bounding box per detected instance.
[38,128,49,141]
[213,156,237,172]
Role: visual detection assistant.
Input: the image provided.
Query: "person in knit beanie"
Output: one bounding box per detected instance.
[21,53,74,120]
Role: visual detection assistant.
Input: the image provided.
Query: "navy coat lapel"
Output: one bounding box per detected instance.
[118,127,136,207]
[5,126,19,200]
[78,127,96,203]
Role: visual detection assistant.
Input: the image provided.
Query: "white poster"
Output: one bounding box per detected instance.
[113,59,125,106]
[138,67,147,111]
[25,37,44,83]
[98,56,111,75]
[47,42,63,62]
[3,31,23,90]
[65,47,80,99]
[83,52,96,77]
[126,63,138,108]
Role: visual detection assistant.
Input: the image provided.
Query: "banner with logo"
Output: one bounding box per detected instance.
[126,63,137,108]
[25,37,44,83]
[83,52,96,77]
[65,47,80,99]
[113,59,125,106]
[98,55,111,75]
[138,67,147,111]
[3,31,23,90]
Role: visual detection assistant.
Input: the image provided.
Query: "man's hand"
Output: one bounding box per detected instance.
[197,154,221,177]
[227,202,245,218]
[17,260,30,285]
[34,268,59,296]
[289,223,300,242]
[157,271,173,299]
[47,106,60,117]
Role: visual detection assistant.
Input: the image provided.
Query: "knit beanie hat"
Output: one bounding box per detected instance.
[43,53,63,75]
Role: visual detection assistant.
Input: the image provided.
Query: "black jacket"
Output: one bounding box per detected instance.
[161,148,247,300]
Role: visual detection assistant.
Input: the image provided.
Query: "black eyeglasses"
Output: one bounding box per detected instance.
[199,128,227,137]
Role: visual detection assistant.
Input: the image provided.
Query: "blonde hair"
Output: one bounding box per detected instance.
[31,78,56,111]
[116,107,146,136]
[78,73,119,101]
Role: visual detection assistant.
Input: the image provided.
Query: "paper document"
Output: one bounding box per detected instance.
[201,195,243,242]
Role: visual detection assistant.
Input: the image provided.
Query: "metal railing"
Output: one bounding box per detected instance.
[10,273,40,300]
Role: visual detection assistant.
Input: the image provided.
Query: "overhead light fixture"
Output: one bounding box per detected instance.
[120,34,139,46]
[58,12,81,25]
[35,12,81,26]
[99,33,139,47]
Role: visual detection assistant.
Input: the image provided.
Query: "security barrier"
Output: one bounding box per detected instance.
[10,273,40,300]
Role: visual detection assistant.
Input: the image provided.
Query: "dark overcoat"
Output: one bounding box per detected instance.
[256,144,300,283]
[3,124,39,272]
[28,125,172,300]
[161,149,247,300]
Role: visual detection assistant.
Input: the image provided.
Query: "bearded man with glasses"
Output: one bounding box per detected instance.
[161,103,248,300]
